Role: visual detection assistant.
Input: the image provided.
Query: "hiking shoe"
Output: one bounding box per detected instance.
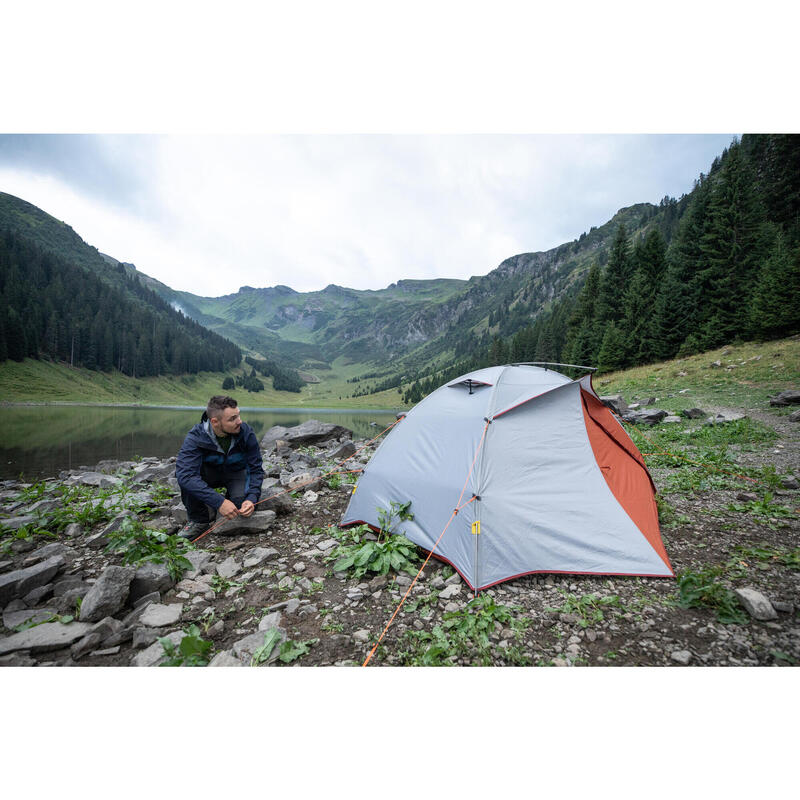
[178,521,209,541]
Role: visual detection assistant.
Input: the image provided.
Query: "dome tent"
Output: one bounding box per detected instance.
[341,364,673,591]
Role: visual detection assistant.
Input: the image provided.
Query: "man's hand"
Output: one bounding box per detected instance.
[218,498,239,520]
[239,500,255,518]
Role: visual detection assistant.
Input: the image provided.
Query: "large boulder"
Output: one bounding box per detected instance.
[600,395,629,416]
[0,620,93,656]
[213,509,277,536]
[128,562,176,604]
[279,420,353,449]
[769,390,800,407]
[260,425,290,451]
[621,409,668,426]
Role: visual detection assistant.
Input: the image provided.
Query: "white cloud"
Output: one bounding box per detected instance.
[0,134,735,296]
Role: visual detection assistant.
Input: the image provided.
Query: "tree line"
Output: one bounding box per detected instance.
[0,228,242,376]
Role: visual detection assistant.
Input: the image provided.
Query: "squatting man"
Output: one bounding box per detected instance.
[175,395,265,540]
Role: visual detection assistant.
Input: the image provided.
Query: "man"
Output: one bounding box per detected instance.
[175,395,265,540]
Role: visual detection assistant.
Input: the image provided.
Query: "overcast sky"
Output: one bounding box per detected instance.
[0,134,734,296]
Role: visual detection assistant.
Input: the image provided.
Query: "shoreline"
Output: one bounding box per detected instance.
[0,400,406,413]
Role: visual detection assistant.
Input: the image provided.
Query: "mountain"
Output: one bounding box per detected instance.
[0,192,242,376]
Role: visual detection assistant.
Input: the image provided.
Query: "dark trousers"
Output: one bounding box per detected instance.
[180,466,248,524]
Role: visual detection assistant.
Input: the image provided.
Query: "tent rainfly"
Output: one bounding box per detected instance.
[341,364,674,591]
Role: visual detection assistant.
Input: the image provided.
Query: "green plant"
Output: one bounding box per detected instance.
[376,500,414,542]
[104,517,193,580]
[727,492,797,519]
[733,543,800,571]
[159,625,212,666]
[209,574,242,594]
[327,473,342,490]
[321,621,344,633]
[251,630,318,665]
[675,567,748,624]
[399,594,528,666]
[328,528,420,579]
[546,591,623,628]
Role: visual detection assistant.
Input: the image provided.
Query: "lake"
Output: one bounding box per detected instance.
[0,405,400,481]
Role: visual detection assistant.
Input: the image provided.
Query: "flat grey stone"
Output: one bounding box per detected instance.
[63,523,82,538]
[0,652,37,666]
[139,603,183,628]
[216,510,276,536]
[0,555,66,606]
[3,606,57,630]
[90,646,120,657]
[444,573,462,586]
[79,565,136,622]
[0,620,93,655]
[23,542,71,565]
[52,575,88,597]
[208,650,242,667]
[599,395,629,415]
[183,550,213,579]
[243,547,279,569]
[22,584,54,605]
[65,472,122,489]
[233,629,286,664]
[439,584,461,599]
[735,587,778,621]
[89,616,125,642]
[216,557,242,580]
[85,512,134,549]
[133,591,161,609]
[132,627,160,648]
[258,611,282,631]
[131,630,186,666]
[353,629,370,643]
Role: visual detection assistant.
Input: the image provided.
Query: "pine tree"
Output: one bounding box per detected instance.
[619,269,651,367]
[697,140,768,346]
[597,323,626,374]
[750,233,800,338]
[595,223,632,326]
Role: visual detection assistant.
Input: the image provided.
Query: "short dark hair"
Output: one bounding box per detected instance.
[207,395,238,420]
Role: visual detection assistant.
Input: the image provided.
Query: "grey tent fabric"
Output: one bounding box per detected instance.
[341,365,673,590]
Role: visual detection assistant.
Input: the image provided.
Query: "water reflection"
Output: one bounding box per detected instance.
[0,405,399,480]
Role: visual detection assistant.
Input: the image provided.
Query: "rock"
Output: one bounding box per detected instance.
[0,652,37,666]
[243,547,279,569]
[287,473,324,493]
[681,408,706,419]
[670,650,692,665]
[328,440,357,460]
[0,620,93,655]
[353,629,370,644]
[789,410,800,423]
[133,591,161,609]
[90,647,120,657]
[662,416,682,424]
[316,538,338,552]
[439,584,461,600]
[280,420,354,449]
[85,512,134,549]
[736,492,759,503]
[780,476,798,490]
[704,411,745,425]
[215,510,276,536]
[52,575,88,597]
[735,588,778,621]
[710,360,722,369]
[3,606,57,630]
[260,425,290,451]
[369,575,389,592]
[183,550,213,578]
[257,491,293,515]
[599,395,629,416]
[216,557,242,580]
[622,409,668,426]
[89,616,125,642]
[772,601,794,614]
[131,630,186,666]
[71,632,103,660]
[258,611,282,631]
[23,542,71,565]
[132,627,160,648]
[63,523,82,538]
[208,650,242,667]
[233,629,286,664]
[23,584,54,605]
[0,554,66,606]
[285,599,301,614]
[769,390,800,407]
[78,565,136,622]
[0,515,37,531]
[444,573,462,586]
[128,562,175,604]
[138,603,183,628]
[66,471,122,489]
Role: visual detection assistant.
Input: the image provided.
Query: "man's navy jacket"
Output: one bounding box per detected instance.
[175,412,265,510]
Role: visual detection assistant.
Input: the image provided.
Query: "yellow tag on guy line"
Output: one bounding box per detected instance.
[471,520,481,535]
